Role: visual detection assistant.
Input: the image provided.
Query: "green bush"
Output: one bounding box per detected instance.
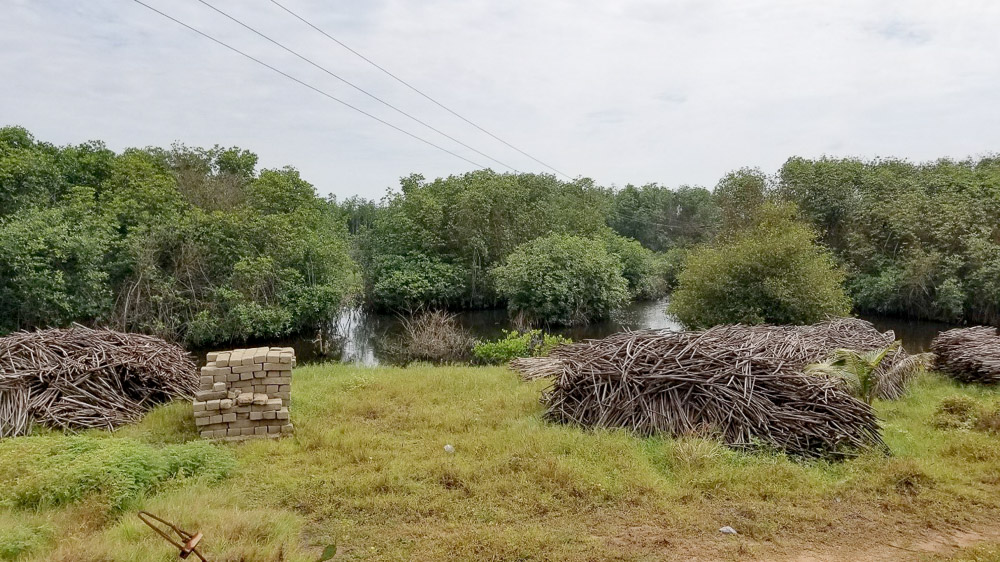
[0,519,51,561]
[493,234,630,325]
[472,329,572,365]
[370,253,466,311]
[668,203,851,328]
[0,435,236,512]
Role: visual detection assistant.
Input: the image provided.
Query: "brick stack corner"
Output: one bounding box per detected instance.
[193,347,295,441]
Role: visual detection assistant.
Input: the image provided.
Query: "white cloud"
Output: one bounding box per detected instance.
[3,0,1000,198]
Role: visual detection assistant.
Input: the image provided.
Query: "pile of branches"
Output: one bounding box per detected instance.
[512,318,903,458]
[931,326,1000,384]
[0,325,198,438]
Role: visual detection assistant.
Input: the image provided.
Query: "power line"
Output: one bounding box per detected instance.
[268,0,574,180]
[129,0,488,170]
[194,0,520,173]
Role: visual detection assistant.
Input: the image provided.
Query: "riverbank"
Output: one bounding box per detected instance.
[246,302,957,367]
[3,363,1000,560]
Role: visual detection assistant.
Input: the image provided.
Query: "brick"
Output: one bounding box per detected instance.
[254,425,268,435]
[232,364,262,374]
[206,399,221,410]
[206,352,219,362]
[276,408,289,420]
[249,411,263,421]
[240,372,254,381]
[266,385,279,394]
[279,384,291,392]
[193,400,207,412]
[279,352,293,364]
[210,414,223,424]
[264,362,292,371]
[199,376,214,387]
[254,370,267,379]
[276,392,290,401]
[232,380,253,389]
[221,412,236,423]
[195,390,226,401]
[213,382,227,392]
[215,352,231,367]
[220,399,233,410]
[252,393,268,405]
[266,398,282,408]
[236,393,254,405]
[281,423,294,434]
[236,406,251,413]
[195,416,212,426]
[268,425,281,434]
[202,366,230,376]
[241,352,254,366]
[263,410,276,420]
[194,410,213,419]
[200,430,214,438]
[252,348,268,363]
[227,428,242,437]
[266,350,281,362]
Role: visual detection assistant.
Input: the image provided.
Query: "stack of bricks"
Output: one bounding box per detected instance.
[193,347,295,441]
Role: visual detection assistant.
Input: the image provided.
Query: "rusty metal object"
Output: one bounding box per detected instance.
[137,511,209,561]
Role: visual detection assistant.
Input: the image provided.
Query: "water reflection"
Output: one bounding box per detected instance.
[271,300,954,365]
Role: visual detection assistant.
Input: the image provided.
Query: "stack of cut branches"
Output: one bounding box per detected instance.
[512,318,904,458]
[0,325,197,438]
[931,326,1000,384]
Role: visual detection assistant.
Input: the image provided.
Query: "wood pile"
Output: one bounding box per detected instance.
[931,326,1000,384]
[0,325,197,438]
[512,318,899,458]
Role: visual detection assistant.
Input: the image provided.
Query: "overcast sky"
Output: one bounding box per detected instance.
[4,1,1000,200]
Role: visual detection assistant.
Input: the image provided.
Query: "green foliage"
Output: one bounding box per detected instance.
[0,187,112,332]
[608,183,719,251]
[804,343,930,403]
[668,203,851,328]
[0,517,51,561]
[357,170,612,310]
[0,435,235,512]
[778,155,1000,325]
[493,234,630,325]
[472,329,572,364]
[0,127,358,344]
[370,253,466,311]
[715,167,769,232]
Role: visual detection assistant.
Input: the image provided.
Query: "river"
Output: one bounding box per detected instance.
[261,299,957,366]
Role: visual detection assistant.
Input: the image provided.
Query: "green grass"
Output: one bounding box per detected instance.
[2,365,1000,560]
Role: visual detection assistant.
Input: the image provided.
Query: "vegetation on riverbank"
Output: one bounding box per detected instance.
[0,126,356,345]
[2,363,1000,560]
[5,125,1000,346]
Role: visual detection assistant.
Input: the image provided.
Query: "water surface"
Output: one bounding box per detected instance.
[270,300,953,366]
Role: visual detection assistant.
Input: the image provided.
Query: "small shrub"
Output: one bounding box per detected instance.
[932,396,982,430]
[0,518,51,561]
[472,330,572,365]
[0,435,236,512]
[975,406,1000,433]
[399,310,473,363]
[493,234,630,325]
[668,203,851,328]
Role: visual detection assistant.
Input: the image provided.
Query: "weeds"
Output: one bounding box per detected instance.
[398,310,473,363]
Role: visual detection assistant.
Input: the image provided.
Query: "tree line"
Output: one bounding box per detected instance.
[2,125,997,345]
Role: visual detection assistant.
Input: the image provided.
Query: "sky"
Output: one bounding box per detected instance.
[3,0,1000,200]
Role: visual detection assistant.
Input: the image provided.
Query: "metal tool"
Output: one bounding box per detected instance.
[137,511,209,561]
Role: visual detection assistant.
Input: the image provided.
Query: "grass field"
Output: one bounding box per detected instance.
[2,363,1000,561]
